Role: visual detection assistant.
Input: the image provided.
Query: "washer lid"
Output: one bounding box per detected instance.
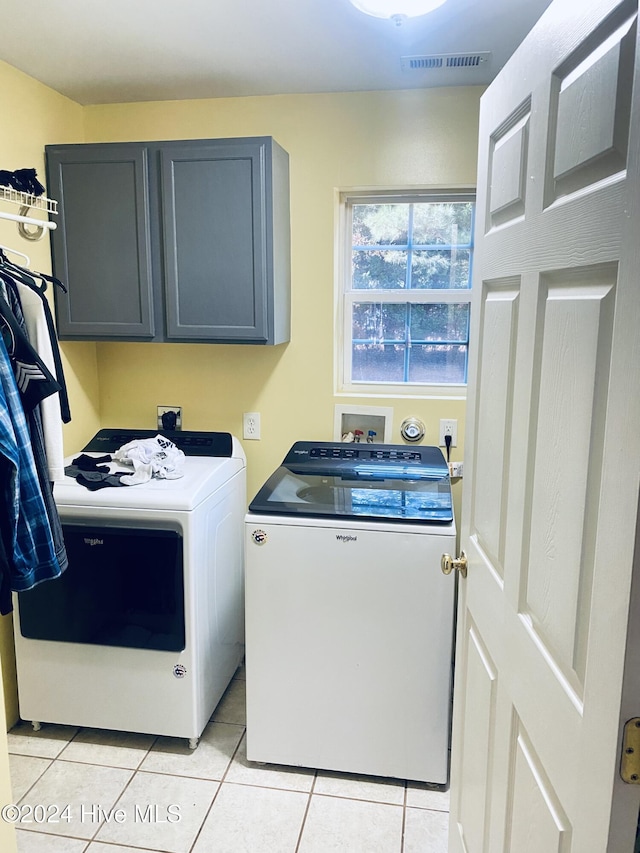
[249,441,453,524]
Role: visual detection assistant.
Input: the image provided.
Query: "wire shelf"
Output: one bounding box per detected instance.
[0,186,58,215]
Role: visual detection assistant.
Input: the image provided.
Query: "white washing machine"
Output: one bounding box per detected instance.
[244,441,456,784]
[13,429,246,748]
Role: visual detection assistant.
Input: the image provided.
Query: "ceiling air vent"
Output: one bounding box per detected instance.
[403,56,444,70]
[401,52,491,72]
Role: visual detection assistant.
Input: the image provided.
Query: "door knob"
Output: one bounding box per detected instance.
[441,550,467,578]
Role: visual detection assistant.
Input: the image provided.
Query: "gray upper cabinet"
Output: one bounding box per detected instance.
[46,144,155,339]
[45,137,291,344]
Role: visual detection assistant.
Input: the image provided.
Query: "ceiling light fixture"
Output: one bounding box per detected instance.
[349,0,448,26]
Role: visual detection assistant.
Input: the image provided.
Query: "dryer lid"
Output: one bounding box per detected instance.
[55,429,245,511]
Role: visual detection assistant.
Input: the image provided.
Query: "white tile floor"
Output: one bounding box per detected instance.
[7,665,449,852]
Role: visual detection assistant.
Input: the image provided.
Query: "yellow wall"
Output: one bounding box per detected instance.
[82,88,481,504]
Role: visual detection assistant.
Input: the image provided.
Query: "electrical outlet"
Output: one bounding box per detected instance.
[243,412,261,440]
[450,461,464,478]
[157,406,182,430]
[439,418,457,447]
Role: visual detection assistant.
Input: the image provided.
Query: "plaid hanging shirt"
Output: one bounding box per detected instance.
[0,337,61,594]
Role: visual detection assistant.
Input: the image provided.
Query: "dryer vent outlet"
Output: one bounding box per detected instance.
[158,406,182,431]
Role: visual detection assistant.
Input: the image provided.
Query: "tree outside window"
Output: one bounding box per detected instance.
[338,193,475,395]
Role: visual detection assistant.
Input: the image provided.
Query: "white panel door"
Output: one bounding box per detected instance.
[450,1,640,851]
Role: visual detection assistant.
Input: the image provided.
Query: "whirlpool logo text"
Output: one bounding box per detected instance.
[335,534,357,543]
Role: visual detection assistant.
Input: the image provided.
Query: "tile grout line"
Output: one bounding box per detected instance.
[86,761,137,844]
[187,721,247,853]
[82,837,164,852]
[293,768,319,853]
[221,779,404,806]
[401,780,408,853]
[10,755,53,807]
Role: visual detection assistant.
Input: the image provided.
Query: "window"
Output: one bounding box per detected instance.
[337,191,475,397]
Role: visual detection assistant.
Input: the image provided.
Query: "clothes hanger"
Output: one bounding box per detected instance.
[0,247,67,294]
[0,244,30,266]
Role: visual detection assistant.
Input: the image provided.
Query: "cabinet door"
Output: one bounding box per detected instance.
[46,145,155,340]
[160,141,269,342]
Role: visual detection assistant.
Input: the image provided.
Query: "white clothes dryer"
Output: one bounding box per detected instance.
[13,429,246,748]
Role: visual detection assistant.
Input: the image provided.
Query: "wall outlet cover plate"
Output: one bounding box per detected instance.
[157,406,182,430]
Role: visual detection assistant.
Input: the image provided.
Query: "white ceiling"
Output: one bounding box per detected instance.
[0,0,553,106]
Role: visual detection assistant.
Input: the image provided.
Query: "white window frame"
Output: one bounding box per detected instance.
[335,188,475,400]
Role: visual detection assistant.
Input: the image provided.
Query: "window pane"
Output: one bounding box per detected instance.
[412,202,473,245]
[352,343,405,382]
[408,345,468,384]
[411,249,471,289]
[344,194,475,389]
[353,249,408,289]
[410,303,470,342]
[353,204,409,246]
[353,303,407,340]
